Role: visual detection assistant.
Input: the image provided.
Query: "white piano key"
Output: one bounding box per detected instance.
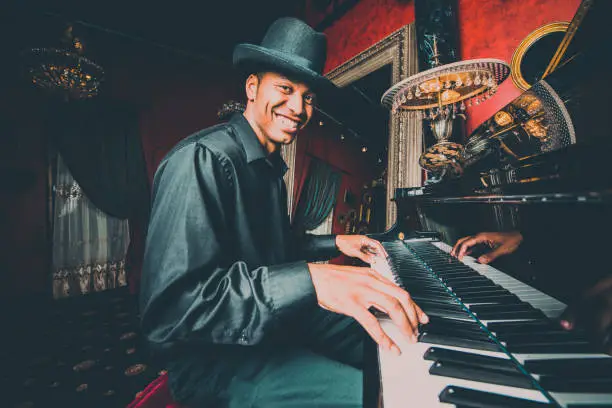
[430,241,567,318]
[552,392,612,406]
[378,319,552,408]
[375,239,612,408]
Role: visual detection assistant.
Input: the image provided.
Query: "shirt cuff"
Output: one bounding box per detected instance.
[267,261,317,316]
[300,234,339,261]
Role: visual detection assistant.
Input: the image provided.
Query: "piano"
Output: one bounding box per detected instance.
[365,1,612,407]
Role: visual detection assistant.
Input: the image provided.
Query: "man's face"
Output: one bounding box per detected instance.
[245,72,315,151]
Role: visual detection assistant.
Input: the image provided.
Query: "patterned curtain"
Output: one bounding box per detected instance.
[52,154,130,298]
[293,159,342,232]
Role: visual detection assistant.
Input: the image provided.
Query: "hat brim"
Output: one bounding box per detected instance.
[233,43,336,95]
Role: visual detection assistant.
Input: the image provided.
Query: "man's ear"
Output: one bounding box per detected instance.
[245,74,259,102]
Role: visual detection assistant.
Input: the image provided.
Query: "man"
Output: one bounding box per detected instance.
[451,231,612,355]
[139,17,427,407]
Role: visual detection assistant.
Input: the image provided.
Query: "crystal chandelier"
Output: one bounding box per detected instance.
[22,25,104,100]
[381,36,510,176]
[381,58,510,119]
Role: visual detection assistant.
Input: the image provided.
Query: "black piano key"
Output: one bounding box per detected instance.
[469,303,534,313]
[487,320,561,332]
[419,306,471,320]
[419,332,500,351]
[460,294,523,304]
[407,288,450,297]
[524,357,612,377]
[438,386,554,408]
[472,309,545,320]
[567,405,612,408]
[423,347,518,372]
[411,295,458,305]
[454,287,510,296]
[500,331,589,343]
[507,340,597,354]
[424,315,482,330]
[538,375,612,393]
[448,281,500,290]
[414,300,464,311]
[429,360,536,389]
[421,324,490,340]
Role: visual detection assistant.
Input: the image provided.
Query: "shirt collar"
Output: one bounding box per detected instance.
[230,113,267,164]
[230,113,288,176]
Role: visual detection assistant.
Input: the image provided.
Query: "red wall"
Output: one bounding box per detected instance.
[324,0,415,73]
[322,0,581,133]
[458,0,581,133]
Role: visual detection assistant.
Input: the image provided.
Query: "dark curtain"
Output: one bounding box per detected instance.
[293,158,341,232]
[48,98,150,293]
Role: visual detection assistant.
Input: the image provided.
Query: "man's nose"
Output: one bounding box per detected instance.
[286,93,304,116]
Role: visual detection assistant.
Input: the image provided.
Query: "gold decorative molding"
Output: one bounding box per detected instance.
[510,21,570,91]
[326,24,420,229]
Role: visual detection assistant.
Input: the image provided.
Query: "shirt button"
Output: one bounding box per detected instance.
[238,332,249,344]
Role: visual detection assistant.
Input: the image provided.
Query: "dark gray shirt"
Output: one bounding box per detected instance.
[139,113,338,400]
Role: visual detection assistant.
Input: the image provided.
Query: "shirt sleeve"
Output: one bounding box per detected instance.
[296,233,340,261]
[139,143,316,353]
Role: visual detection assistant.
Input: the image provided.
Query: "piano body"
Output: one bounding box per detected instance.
[366,1,612,407]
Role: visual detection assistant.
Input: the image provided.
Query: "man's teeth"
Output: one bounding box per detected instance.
[277,115,299,129]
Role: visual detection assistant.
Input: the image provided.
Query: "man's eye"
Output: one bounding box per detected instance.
[278,85,292,93]
[304,95,316,105]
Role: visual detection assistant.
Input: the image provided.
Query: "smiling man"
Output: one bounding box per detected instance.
[139,17,426,408]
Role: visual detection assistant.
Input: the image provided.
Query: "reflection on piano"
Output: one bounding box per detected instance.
[366,0,612,406]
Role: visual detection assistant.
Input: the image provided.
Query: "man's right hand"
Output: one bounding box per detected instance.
[307,263,428,355]
[451,231,523,264]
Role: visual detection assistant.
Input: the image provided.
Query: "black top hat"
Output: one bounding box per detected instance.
[233,17,335,93]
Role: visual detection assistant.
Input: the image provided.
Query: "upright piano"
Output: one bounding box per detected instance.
[366,1,612,406]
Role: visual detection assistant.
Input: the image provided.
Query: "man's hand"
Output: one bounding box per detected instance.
[560,276,612,355]
[335,235,388,264]
[308,263,428,355]
[451,231,523,264]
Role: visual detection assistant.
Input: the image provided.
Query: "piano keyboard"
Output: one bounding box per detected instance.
[373,239,612,408]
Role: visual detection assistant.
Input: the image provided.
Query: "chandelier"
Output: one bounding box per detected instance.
[381,57,510,176]
[22,25,104,100]
[381,58,510,118]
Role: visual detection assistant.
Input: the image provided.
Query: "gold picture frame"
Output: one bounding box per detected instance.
[510,21,570,91]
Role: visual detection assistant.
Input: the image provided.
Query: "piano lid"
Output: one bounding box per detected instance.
[418,0,612,200]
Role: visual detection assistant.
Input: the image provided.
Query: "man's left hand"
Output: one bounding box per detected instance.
[336,235,387,264]
[560,275,612,355]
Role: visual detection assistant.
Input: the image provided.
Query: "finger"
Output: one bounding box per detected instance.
[366,287,419,342]
[478,242,514,264]
[353,308,401,355]
[368,268,398,286]
[559,306,576,330]
[391,288,429,326]
[362,239,388,260]
[457,236,489,260]
[366,272,427,325]
[374,297,418,343]
[413,301,429,324]
[451,236,471,257]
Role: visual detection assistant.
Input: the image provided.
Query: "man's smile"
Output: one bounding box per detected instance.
[273,112,301,132]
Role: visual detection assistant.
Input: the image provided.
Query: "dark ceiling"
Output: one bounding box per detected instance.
[5,0,305,65]
[2,0,389,152]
